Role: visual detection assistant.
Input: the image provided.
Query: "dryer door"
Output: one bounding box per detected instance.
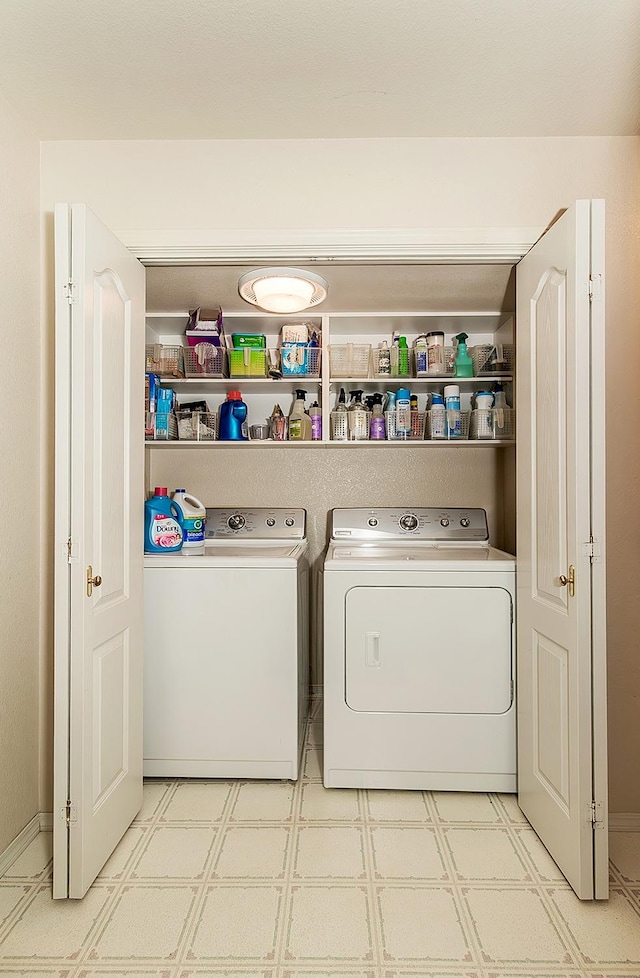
[345,586,512,714]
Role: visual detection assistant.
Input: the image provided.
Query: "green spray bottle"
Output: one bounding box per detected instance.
[453,332,474,378]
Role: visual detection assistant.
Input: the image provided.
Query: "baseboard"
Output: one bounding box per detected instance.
[0,814,42,878]
[609,813,640,831]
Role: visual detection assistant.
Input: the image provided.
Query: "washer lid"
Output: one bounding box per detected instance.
[324,542,514,571]
[144,540,308,568]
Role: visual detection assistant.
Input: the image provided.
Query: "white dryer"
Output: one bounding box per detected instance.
[323,508,516,792]
[144,508,308,780]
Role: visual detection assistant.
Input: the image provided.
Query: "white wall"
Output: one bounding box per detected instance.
[40,135,640,813]
[0,96,41,853]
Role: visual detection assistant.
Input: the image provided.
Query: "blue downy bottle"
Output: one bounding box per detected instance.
[219,390,249,440]
[144,487,184,553]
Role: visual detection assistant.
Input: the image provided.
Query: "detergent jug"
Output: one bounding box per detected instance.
[144,488,184,554]
[219,390,249,440]
[172,489,206,554]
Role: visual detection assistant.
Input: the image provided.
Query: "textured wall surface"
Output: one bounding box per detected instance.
[40,135,640,812]
[0,96,41,853]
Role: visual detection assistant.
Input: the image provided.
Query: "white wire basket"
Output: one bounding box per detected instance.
[176,410,217,441]
[280,345,321,378]
[145,411,178,441]
[470,344,515,376]
[183,344,226,378]
[228,348,268,377]
[426,410,470,440]
[414,346,456,377]
[371,346,413,379]
[145,344,184,378]
[329,344,371,378]
[385,410,425,440]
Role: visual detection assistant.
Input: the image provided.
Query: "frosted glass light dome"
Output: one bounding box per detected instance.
[238,267,328,313]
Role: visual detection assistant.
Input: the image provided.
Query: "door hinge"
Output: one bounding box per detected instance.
[63,279,77,304]
[64,800,77,827]
[588,273,603,302]
[582,535,602,563]
[65,537,79,563]
[588,800,604,829]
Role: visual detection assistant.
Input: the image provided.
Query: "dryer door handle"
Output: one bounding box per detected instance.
[365,631,381,668]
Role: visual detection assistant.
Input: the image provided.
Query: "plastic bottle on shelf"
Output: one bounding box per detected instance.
[369,393,386,440]
[144,487,183,554]
[397,336,410,377]
[309,401,322,441]
[377,340,391,375]
[493,384,508,435]
[219,390,249,440]
[288,389,311,441]
[443,384,462,438]
[414,334,428,374]
[396,387,411,434]
[172,489,206,554]
[453,332,474,377]
[429,393,446,439]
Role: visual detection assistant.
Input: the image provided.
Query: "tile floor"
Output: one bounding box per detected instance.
[1,698,639,978]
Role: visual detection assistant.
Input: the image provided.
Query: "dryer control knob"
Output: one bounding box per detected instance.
[440,518,450,527]
[228,514,246,530]
[285,518,295,527]
[460,518,471,527]
[399,514,418,531]
[368,518,378,527]
[266,518,276,527]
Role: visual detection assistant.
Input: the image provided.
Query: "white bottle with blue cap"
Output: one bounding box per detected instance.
[396,387,411,435]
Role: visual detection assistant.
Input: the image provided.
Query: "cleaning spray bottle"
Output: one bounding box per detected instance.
[453,332,474,378]
[309,401,322,441]
[288,389,311,441]
[369,393,386,440]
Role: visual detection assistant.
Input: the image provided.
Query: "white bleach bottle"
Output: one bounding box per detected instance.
[172,489,206,554]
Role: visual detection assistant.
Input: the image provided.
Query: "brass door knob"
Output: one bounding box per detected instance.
[559,565,575,597]
[87,566,103,597]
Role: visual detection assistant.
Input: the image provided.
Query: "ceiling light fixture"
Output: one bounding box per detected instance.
[238,267,329,313]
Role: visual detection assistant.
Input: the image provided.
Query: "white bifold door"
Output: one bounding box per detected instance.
[516,200,607,899]
[53,204,146,898]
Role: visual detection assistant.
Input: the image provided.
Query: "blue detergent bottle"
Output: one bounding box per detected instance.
[219,390,249,440]
[144,487,184,554]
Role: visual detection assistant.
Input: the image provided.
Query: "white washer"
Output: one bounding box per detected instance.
[144,507,308,780]
[323,507,516,792]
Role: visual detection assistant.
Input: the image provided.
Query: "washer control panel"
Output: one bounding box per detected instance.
[331,507,489,542]
[205,508,306,539]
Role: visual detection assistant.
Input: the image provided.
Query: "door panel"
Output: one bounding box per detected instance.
[54,203,145,899]
[345,585,512,714]
[516,200,607,900]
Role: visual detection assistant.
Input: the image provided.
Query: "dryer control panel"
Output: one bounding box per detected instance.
[330,507,489,542]
[205,508,306,539]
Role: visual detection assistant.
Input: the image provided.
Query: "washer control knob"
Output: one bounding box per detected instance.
[460,518,471,527]
[440,518,450,527]
[399,514,418,531]
[266,518,276,527]
[368,518,378,527]
[285,518,295,527]
[227,514,246,530]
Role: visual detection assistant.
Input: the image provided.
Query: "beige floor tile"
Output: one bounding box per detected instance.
[186,885,282,960]
[294,826,366,880]
[0,887,33,930]
[549,887,640,965]
[0,970,78,977]
[0,885,111,960]
[281,971,377,978]
[493,793,529,824]
[369,827,448,881]
[97,826,147,880]
[231,783,296,822]
[377,886,473,964]
[179,971,274,978]
[284,885,373,962]
[432,793,503,824]
[609,833,640,884]
[306,721,324,747]
[160,783,233,823]
[299,784,362,822]
[365,791,431,824]
[134,782,173,822]
[77,970,177,977]
[443,827,531,882]
[302,748,322,781]
[88,885,197,961]
[131,827,215,880]
[463,887,574,965]
[1,836,52,881]
[212,827,290,879]
[514,827,567,883]
[382,971,481,978]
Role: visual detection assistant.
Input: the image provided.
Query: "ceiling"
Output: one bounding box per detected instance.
[1,0,639,140]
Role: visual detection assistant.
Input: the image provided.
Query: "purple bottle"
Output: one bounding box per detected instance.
[369,393,386,440]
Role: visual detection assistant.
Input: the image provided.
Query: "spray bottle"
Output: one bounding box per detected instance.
[309,401,322,441]
[369,393,386,440]
[288,389,311,441]
[453,332,474,378]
